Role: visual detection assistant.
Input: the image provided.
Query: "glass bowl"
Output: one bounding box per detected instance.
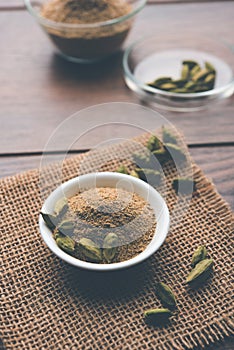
[24,0,146,63]
[123,35,234,111]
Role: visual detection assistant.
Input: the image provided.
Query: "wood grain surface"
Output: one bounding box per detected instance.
[1,147,233,210]
[0,1,234,153]
[0,1,233,349]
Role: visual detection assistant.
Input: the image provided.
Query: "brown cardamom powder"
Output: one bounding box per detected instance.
[61,187,156,263]
[40,0,133,60]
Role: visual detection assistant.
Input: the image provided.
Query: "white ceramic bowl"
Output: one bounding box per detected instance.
[39,172,170,271]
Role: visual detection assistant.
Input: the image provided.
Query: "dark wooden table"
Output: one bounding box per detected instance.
[1,1,233,349]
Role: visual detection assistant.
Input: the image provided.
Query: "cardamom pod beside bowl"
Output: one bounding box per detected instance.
[123,34,234,111]
[39,172,170,271]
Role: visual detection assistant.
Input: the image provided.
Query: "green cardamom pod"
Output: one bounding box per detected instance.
[79,238,102,262]
[193,84,210,93]
[204,73,215,89]
[190,64,201,77]
[192,68,210,82]
[184,81,196,90]
[181,64,190,80]
[132,153,151,169]
[164,143,186,163]
[144,308,171,325]
[186,258,213,284]
[135,168,161,186]
[171,88,189,93]
[182,60,199,69]
[156,282,176,307]
[205,61,216,72]
[191,246,207,267]
[116,165,129,175]
[172,177,196,195]
[172,79,187,88]
[56,236,75,254]
[147,135,162,152]
[40,212,58,231]
[162,126,178,145]
[159,83,177,91]
[103,233,119,263]
[54,197,69,218]
[130,170,139,178]
[205,73,215,84]
[148,77,172,88]
[57,219,75,236]
[153,149,168,165]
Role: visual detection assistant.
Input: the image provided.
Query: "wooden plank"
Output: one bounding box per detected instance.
[0,1,234,153]
[0,156,41,178]
[190,146,234,210]
[1,146,233,210]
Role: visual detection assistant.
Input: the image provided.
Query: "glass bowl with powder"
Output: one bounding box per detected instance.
[24,0,146,63]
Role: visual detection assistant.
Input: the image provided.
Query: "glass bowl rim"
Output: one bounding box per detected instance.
[24,0,147,29]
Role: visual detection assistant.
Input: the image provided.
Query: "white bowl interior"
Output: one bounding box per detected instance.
[39,172,170,271]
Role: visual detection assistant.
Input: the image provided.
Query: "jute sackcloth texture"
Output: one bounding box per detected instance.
[1,131,233,350]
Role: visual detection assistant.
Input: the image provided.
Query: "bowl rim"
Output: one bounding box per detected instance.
[123,35,234,100]
[39,172,170,271]
[24,0,146,29]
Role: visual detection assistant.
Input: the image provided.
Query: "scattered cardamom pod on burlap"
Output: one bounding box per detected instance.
[191,245,207,267]
[164,143,186,163]
[156,282,177,308]
[186,258,213,285]
[132,152,151,169]
[40,212,58,231]
[147,134,162,152]
[172,177,196,195]
[135,168,161,186]
[144,308,171,325]
[103,233,119,263]
[56,236,75,254]
[153,149,168,165]
[162,126,178,145]
[79,238,102,262]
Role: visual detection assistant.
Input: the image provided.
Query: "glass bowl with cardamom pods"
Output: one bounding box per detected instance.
[39,172,170,271]
[123,35,234,111]
[24,0,146,63]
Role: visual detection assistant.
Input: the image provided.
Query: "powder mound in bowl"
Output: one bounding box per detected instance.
[54,187,157,264]
[40,0,133,61]
[41,0,132,24]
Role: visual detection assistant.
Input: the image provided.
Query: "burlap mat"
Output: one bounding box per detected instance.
[1,131,233,350]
